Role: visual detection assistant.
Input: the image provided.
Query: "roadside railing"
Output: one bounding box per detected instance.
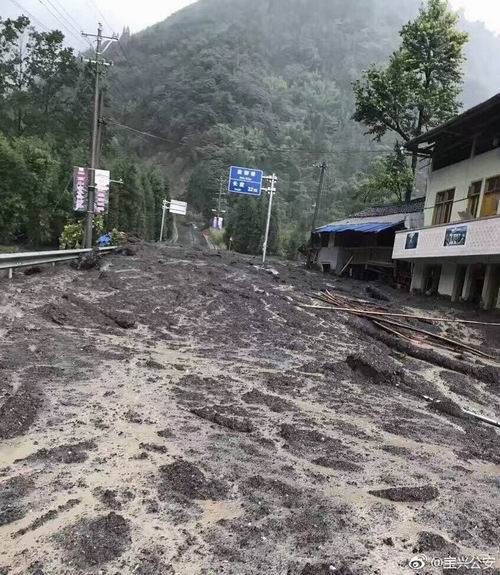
[0,246,117,279]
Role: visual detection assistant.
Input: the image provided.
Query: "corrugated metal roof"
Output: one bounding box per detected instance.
[315,221,403,234]
[353,198,425,218]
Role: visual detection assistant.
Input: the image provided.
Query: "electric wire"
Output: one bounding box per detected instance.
[107,117,394,156]
[7,0,51,32]
[36,0,89,50]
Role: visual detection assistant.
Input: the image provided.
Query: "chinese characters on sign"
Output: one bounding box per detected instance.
[94,169,110,214]
[228,166,263,197]
[73,167,110,214]
[73,167,88,212]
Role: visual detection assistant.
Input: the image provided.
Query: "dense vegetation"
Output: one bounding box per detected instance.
[107,0,499,256]
[2,0,500,254]
[0,17,170,248]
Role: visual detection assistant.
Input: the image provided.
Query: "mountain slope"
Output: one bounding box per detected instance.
[106,0,500,236]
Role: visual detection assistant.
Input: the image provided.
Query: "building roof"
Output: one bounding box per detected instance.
[406,92,500,151]
[315,222,402,234]
[314,198,424,235]
[352,197,425,218]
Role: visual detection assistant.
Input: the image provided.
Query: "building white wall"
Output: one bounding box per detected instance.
[424,148,500,227]
[393,215,500,260]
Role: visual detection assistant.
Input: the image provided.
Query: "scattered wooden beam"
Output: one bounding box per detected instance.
[300,304,500,327]
[368,316,496,361]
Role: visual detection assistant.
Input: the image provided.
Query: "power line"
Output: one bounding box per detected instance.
[86,0,115,35]
[107,118,394,156]
[8,0,51,32]
[47,0,94,50]
[36,0,89,50]
[107,118,177,144]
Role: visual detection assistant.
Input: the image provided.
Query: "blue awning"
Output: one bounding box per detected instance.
[314,222,403,234]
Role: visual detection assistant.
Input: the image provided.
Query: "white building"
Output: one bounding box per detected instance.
[393,94,500,310]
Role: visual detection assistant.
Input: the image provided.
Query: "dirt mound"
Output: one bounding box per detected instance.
[72,249,101,270]
[312,457,362,472]
[242,389,295,413]
[368,485,439,503]
[279,423,343,457]
[132,548,174,574]
[14,499,80,537]
[0,383,41,439]
[241,475,303,508]
[413,531,458,554]
[190,405,255,433]
[58,512,131,568]
[158,460,228,501]
[345,348,399,385]
[93,488,134,510]
[0,475,35,526]
[19,440,97,464]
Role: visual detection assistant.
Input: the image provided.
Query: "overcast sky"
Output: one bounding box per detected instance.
[1,0,499,51]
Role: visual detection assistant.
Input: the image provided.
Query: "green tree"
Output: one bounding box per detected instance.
[353,0,468,198]
[0,17,78,138]
[354,145,414,206]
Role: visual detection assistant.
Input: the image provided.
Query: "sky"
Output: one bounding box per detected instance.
[1,0,499,51]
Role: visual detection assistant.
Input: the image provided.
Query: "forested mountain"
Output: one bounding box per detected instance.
[2,0,499,253]
[105,0,500,252]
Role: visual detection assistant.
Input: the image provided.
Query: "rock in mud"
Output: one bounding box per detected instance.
[72,249,102,270]
[58,512,131,568]
[427,398,467,420]
[312,457,362,473]
[190,405,254,433]
[368,485,439,503]
[346,349,399,385]
[413,531,458,554]
[158,459,228,501]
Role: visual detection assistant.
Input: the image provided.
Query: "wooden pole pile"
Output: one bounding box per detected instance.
[314,290,497,362]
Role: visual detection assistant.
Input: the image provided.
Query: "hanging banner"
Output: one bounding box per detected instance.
[94,169,110,214]
[73,167,88,212]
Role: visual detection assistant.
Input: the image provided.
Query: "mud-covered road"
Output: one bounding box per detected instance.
[0,244,498,575]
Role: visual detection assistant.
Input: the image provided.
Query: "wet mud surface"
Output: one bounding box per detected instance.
[0,243,498,574]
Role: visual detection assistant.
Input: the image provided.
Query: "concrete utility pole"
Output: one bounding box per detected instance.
[262,173,278,266]
[311,161,327,233]
[160,199,168,242]
[211,174,227,229]
[82,23,117,248]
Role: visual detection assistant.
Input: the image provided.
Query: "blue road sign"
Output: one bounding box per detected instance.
[228,166,263,197]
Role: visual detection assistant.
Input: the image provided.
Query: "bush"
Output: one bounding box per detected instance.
[59,221,83,249]
[59,217,106,249]
[208,228,225,248]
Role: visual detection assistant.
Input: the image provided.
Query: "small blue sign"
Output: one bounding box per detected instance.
[228,166,263,197]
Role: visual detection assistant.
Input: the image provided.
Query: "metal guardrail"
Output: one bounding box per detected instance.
[0,246,117,278]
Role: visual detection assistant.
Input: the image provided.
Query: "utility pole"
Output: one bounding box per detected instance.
[160,199,168,242]
[311,161,327,233]
[82,23,117,248]
[262,173,278,266]
[211,174,226,229]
